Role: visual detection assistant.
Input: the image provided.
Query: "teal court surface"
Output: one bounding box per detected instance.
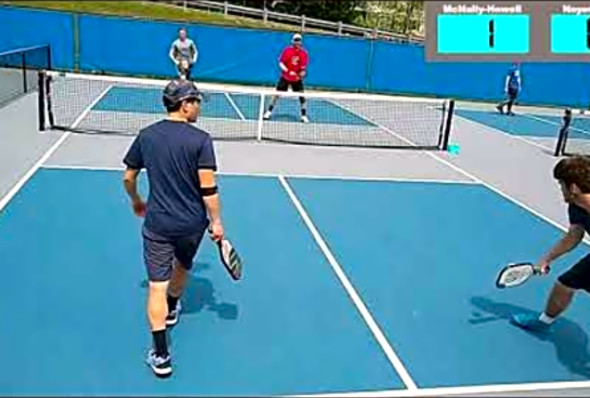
[94,86,373,126]
[455,106,590,142]
[3,160,590,396]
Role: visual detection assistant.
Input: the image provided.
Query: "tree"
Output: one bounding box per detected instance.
[353,1,423,36]
[222,0,425,37]
[226,0,367,25]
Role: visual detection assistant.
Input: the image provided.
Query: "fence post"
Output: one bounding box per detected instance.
[263,8,268,23]
[364,38,374,93]
[46,44,52,71]
[183,0,187,12]
[71,13,81,72]
[337,21,342,35]
[301,14,306,32]
[224,1,228,16]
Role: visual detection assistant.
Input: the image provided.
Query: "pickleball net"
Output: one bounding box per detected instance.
[38,71,455,150]
[0,45,50,108]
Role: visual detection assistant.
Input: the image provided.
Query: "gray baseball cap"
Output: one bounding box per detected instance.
[162,79,202,108]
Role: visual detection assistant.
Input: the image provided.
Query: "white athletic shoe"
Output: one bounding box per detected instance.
[301,115,309,123]
[166,300,181,327]
[146,349,172,377]
[263,110,272,120]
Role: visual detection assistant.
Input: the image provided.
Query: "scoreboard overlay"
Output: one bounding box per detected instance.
[426,1,590,61]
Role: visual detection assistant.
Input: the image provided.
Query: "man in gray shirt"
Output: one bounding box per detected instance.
[169,27,198,80]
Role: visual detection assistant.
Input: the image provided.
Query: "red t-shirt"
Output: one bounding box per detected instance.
[279,45,309,82]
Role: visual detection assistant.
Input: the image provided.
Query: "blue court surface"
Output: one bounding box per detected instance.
[2,167,590,395]
[94,86,374,126]
[455,108,590,141]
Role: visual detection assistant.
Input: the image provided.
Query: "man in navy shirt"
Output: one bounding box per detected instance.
[123,79,224,377]
[496,63,521,116]
[512,156,590,332]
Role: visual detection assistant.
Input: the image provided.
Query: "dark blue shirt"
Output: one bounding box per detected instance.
[507,68,520,91]
[123,119,217,238]
[568,204,590,233]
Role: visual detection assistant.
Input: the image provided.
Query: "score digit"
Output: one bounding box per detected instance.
[489,19,495,48]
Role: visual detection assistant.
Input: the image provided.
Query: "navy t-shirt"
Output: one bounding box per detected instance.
[123,119,217,238]
[568,204,590,233]
[507,68,521,91]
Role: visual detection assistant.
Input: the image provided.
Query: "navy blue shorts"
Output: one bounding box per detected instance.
[507,88,518,100]
[142,226,206,282]
[558,253,590,292]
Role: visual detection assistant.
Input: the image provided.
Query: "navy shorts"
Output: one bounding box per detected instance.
[507,88,518,100]
[142,225,206,282]
[558,253,590,292]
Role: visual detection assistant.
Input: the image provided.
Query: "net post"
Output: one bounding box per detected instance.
[441,99,454,151]
[38,71,46,131]
[45,72,54,128]
[256,92,265,141]
[21,52,27,93]
[437,100,447,148]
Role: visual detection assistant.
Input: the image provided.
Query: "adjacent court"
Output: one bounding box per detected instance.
[455,108,590,141]
[2,166,590,395]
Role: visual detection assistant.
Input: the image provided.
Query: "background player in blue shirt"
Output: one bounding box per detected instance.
[123,79,224,377]
[496,63,521,116]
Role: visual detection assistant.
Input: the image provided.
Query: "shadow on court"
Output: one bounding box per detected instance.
[470,296,590,378]
[139,262,239,321]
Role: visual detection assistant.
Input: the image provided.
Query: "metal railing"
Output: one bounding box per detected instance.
[146,0,425,43]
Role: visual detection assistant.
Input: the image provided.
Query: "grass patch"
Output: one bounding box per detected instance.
[1,1,329,34]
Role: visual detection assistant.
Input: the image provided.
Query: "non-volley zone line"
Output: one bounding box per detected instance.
[286,379,590,397]
[39,165,478,185]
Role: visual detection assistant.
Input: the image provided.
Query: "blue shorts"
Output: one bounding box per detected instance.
[142,225,206,282]
[507,88,518,100]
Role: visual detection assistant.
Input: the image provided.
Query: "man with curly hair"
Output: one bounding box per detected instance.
[512,156,590,332]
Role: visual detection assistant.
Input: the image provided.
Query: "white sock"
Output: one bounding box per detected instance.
[539,312,556,324]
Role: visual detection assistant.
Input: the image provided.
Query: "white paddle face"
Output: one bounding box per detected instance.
[496,262,539,288]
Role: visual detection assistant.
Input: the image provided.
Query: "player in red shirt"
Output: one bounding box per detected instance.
[263,33,309,123]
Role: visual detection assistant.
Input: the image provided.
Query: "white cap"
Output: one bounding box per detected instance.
[292,33,302,42]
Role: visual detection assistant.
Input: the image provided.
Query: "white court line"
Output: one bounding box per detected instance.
[278,175,418,390]
[451,112,555,153]
[0,84,113,213]
[0,133,70,213]
[522,113,590,138]
[324,99,420,148]
[39,164,478,185]
[224,92,246,121]
[287,380,590,397]
[325,99,587,241]
[70,84,114,130]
